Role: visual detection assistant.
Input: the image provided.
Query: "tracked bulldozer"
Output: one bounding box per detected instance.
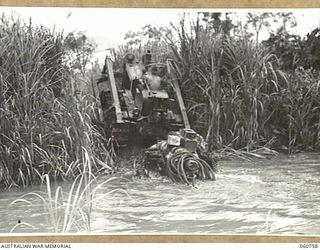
[97,50,190,146]
[97,51,217,184]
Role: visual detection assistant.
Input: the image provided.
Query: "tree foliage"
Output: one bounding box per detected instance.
[63,31,97,74]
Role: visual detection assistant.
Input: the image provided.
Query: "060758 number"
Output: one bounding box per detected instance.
[300,244,318,248]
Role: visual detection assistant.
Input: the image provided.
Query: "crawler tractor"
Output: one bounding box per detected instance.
[97,50,190,145]
[97,51,217,184]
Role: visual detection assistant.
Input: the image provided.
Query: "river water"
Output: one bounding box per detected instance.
[0,153,319,235]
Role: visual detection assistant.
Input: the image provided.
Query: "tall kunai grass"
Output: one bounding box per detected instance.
[0,16,113,189]
[133,15,320,154]
[173,25,287,151]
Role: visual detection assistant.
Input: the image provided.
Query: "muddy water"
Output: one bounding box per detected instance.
[0,153,320,235]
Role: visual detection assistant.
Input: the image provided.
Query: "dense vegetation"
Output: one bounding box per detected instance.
[0,17,112,189]
[1,12,320,190]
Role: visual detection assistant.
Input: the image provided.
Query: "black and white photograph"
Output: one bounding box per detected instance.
[0,7,319,236]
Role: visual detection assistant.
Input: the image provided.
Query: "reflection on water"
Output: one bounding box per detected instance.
[0,153,319,235]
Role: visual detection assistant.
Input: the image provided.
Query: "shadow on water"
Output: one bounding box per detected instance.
[0,153,320,234]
